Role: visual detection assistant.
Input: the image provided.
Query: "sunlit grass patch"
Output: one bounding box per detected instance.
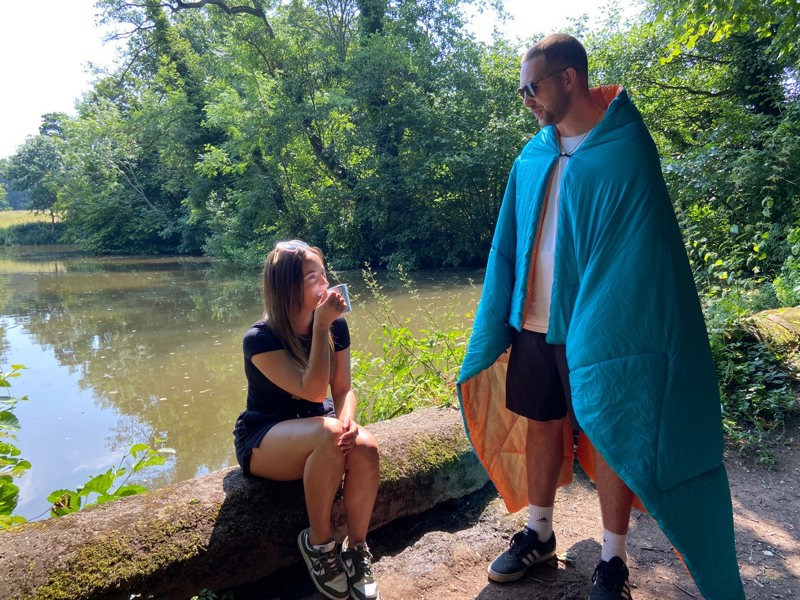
[0,210,55,228]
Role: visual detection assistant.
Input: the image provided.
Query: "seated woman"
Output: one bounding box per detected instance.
[234,239,380,600]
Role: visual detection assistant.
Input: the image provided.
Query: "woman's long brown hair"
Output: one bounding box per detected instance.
[263,240,334,369]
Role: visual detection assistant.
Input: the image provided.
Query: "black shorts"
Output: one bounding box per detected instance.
[233,397,336,478]
[506,329,573,422]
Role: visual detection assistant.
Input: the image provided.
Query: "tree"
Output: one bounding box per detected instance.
[60,1,226,254]
[5,113,69,230]
[587,4,800,292]
[99,0,522,267]
[654,0,800,67]
[0,182,8,211]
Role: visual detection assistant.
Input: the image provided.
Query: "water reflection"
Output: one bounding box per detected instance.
[0,246,482,519]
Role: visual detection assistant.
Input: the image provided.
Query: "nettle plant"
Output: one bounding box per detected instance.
[351,267,472,424]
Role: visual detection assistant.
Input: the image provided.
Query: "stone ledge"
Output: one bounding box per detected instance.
[0,406,487,600]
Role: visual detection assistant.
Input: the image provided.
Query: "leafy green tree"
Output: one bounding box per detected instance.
[0,182,8,211]
[0,159,31,209]
[587,9,799,293]
[88,0,524,268]
[5,113,68,230]
[58,0,226,254]
[654,0,800,65]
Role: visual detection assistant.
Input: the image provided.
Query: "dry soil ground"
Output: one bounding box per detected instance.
[238,420,799,600]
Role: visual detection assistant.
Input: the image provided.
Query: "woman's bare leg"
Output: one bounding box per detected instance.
[342,426,380,544]
[250,417,345,545]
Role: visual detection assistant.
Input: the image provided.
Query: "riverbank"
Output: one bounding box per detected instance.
[243,421,800,600]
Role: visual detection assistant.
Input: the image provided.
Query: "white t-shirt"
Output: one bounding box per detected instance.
[523,131,591,333]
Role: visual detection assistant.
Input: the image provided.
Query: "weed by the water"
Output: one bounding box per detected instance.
[351,266,473,424]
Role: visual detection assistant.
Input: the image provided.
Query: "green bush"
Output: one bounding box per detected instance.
[352,267,472,423]
[0,365,30,528]
[704,288,800,464]
[0,221,65,245]
[773,227,800,307]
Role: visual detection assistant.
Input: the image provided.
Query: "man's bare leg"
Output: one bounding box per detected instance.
[589,448,634,599]
[526,417,566,506]
[594,448,634,537]
[486,417,563,583]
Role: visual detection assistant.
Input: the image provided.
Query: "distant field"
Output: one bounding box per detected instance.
[0,210,55,228]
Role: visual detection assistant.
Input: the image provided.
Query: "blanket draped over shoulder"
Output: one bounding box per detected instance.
[457,86,744,599]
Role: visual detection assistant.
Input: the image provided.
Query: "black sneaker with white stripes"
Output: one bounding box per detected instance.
[487,527,557,583]
[588,556,633,599]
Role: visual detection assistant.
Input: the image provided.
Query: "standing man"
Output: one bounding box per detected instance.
[457,34,744,599]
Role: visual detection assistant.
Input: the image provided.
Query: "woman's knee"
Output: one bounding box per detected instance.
[349,428,379,466]
[317,416,345,450]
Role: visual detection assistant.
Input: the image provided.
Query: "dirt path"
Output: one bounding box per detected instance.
[241,421,799,600]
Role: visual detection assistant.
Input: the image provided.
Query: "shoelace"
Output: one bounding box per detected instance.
[316,547,344,575]
[592,561,628,592]
[351,545,374,577]
[508,529,537,558]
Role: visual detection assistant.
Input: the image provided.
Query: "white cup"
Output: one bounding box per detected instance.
[328,283,352,314]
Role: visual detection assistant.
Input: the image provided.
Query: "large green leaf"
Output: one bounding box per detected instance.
[0,476,20,517]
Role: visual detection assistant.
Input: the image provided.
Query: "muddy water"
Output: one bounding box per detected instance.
[0,246,483,519]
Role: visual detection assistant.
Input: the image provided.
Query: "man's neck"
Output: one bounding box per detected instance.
[557,97,605,137]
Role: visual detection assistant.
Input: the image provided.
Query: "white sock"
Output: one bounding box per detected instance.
[601,529,628,563]
[313,539,336,553]
[527,504,554,541]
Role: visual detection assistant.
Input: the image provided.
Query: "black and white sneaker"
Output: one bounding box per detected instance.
[297,528,350,600]
[341,536,379,600]
[588,557,633,599]
[487,527,557,583]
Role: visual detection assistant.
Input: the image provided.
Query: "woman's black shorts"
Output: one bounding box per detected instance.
[233,397,336,477]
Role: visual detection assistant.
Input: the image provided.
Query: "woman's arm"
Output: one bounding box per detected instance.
[251,293,343,402]
[330,346,356,420]
[330,345,359,454]
[250,331,329,402]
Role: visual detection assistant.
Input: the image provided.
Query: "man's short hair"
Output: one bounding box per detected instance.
[524,33,589,80]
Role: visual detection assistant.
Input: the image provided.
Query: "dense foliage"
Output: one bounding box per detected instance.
[352,266,472,422]
[4,0,525,268]
[0,221,65,246]
[2,1,796,271]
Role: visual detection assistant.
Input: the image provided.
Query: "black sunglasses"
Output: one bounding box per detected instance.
[517,67,569,99]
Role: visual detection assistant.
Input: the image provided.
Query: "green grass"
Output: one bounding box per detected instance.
[0,210,55,228]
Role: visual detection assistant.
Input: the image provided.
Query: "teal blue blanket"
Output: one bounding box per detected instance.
[457,86,743,599]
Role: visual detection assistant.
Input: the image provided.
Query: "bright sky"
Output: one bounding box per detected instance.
[0,0,636,159]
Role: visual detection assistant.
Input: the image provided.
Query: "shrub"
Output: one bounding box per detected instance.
[0,221,66,245]
[704,287,800,464]
[351,267,473,423]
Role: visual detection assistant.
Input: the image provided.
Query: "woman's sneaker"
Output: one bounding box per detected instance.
[341,536,380,600]
[588,556,633,599]
[487,527,557,583]
[297,528,350,600]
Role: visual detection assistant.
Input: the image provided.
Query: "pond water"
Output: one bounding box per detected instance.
[0,245,483,520]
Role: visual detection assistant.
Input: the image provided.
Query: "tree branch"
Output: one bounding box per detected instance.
[171,0,275,38]
[643,77,730,98]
